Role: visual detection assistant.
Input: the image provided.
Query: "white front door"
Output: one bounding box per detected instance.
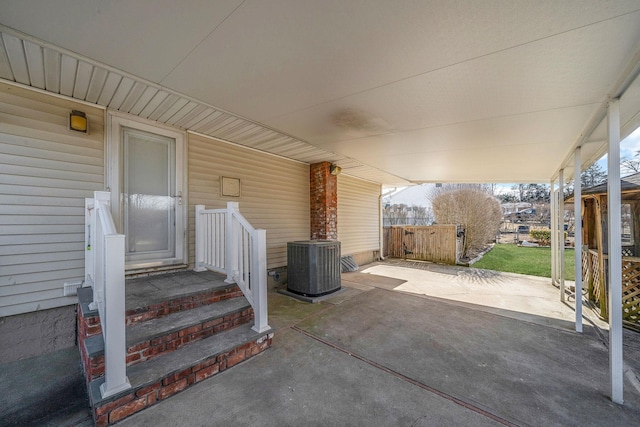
[108,114,186,269]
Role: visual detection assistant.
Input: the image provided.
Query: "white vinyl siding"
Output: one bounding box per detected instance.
[188,133,309,269]
[0,83,104,317]
[337,175,381,256]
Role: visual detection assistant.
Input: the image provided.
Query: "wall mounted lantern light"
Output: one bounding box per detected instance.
[69,110,88,133]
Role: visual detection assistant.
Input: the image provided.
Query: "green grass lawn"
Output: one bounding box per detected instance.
[472,244,575,280]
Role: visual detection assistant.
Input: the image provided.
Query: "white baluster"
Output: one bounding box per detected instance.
[225,202,239,284]
[194,205,206,272]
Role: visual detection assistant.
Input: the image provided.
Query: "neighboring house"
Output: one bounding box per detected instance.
[383,185,434,226]
[501,202,533,216]
[383,184,433,208]
[0,81,382,362]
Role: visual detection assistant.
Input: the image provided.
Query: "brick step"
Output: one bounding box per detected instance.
[125,280,244,327]
[88,323,273,426]
[77,272,242,340]
[82,297,254,381]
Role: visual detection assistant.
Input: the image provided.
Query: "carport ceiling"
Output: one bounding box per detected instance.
[1,1,640,185]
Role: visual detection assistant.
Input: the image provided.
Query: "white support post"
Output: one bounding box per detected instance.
[574,147,583,333]
[92,191,111,311]
[99,233,131,398]
[559,169,565,301]
[225,202,239,284]
[85,198,95,287]
[551,179,557,286]
[607,99,624,404]
[194,205,207,272]
[251,229,270,333]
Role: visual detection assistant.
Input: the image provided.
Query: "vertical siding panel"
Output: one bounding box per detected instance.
[155,96,187,122]
[72,61,94,100]
[119,81,147,113]
[23,41,45,89]
[43,47,60,93]
[59,55,78,96]
[0,36,15,80]
[2,33,29,84]
[188,134,309,269]
[129,86,159,116]
[0,83,104,316]
[96,72,122,106]
[85,67,109,103]
[108,76,134,109]
[337,175,381,257]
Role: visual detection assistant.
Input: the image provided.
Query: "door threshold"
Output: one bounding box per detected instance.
[125,264,189,279]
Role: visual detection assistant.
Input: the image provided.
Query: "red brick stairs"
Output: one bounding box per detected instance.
[77,270,273,426]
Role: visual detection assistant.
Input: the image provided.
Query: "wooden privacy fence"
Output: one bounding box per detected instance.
[384,225,461,265]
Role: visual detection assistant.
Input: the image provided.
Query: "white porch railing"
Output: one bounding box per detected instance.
[195,202,270,333]
[85,191,131,399]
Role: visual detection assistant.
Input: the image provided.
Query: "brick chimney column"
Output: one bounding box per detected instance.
[310,161,337,240]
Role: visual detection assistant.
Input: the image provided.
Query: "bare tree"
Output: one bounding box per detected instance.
[564,162,607,198]
[383,204,433,226]
[511,184,525,202]
[521,184,550,203]
[427,183,494,201]
[383,204,409,225]
[410,205,434,225]
[581,162,607,188]
[431,187,502,258]
[621,156,640,176]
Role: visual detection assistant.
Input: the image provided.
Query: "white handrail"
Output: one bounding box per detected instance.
[85,191,131,398]
[195,202,270,333]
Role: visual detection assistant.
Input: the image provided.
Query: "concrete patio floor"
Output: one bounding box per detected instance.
[2,260,640,426]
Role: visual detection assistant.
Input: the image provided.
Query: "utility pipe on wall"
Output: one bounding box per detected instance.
[378,189,394,261]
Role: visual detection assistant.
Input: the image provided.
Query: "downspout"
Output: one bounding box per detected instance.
[379,187,397,261]
[379,192,386,260]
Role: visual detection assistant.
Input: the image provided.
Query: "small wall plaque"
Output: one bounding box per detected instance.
[221,176,241,197]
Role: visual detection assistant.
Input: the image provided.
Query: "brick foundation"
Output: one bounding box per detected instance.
[77,286,252,384]
[81,308,255,383]
[123,307,254,366]
[310,161,338,240]
[92,333,273,426]
[77,272,274,426]
[125,285,243,325]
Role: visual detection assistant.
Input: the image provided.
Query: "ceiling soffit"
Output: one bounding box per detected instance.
[0,27,408,186]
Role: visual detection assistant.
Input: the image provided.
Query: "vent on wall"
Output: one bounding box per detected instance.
[340,255,359,272]
[63,281,83,296]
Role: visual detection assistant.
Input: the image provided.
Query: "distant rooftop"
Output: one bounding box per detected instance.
[582,172,640,196]
[383,184,433,207]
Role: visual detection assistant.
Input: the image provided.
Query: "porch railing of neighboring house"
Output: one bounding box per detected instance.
[582,246,640,328]
[621,257,640,326]
[85,191,131,399]
[582,248,606,316]
[194,202,269,333]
